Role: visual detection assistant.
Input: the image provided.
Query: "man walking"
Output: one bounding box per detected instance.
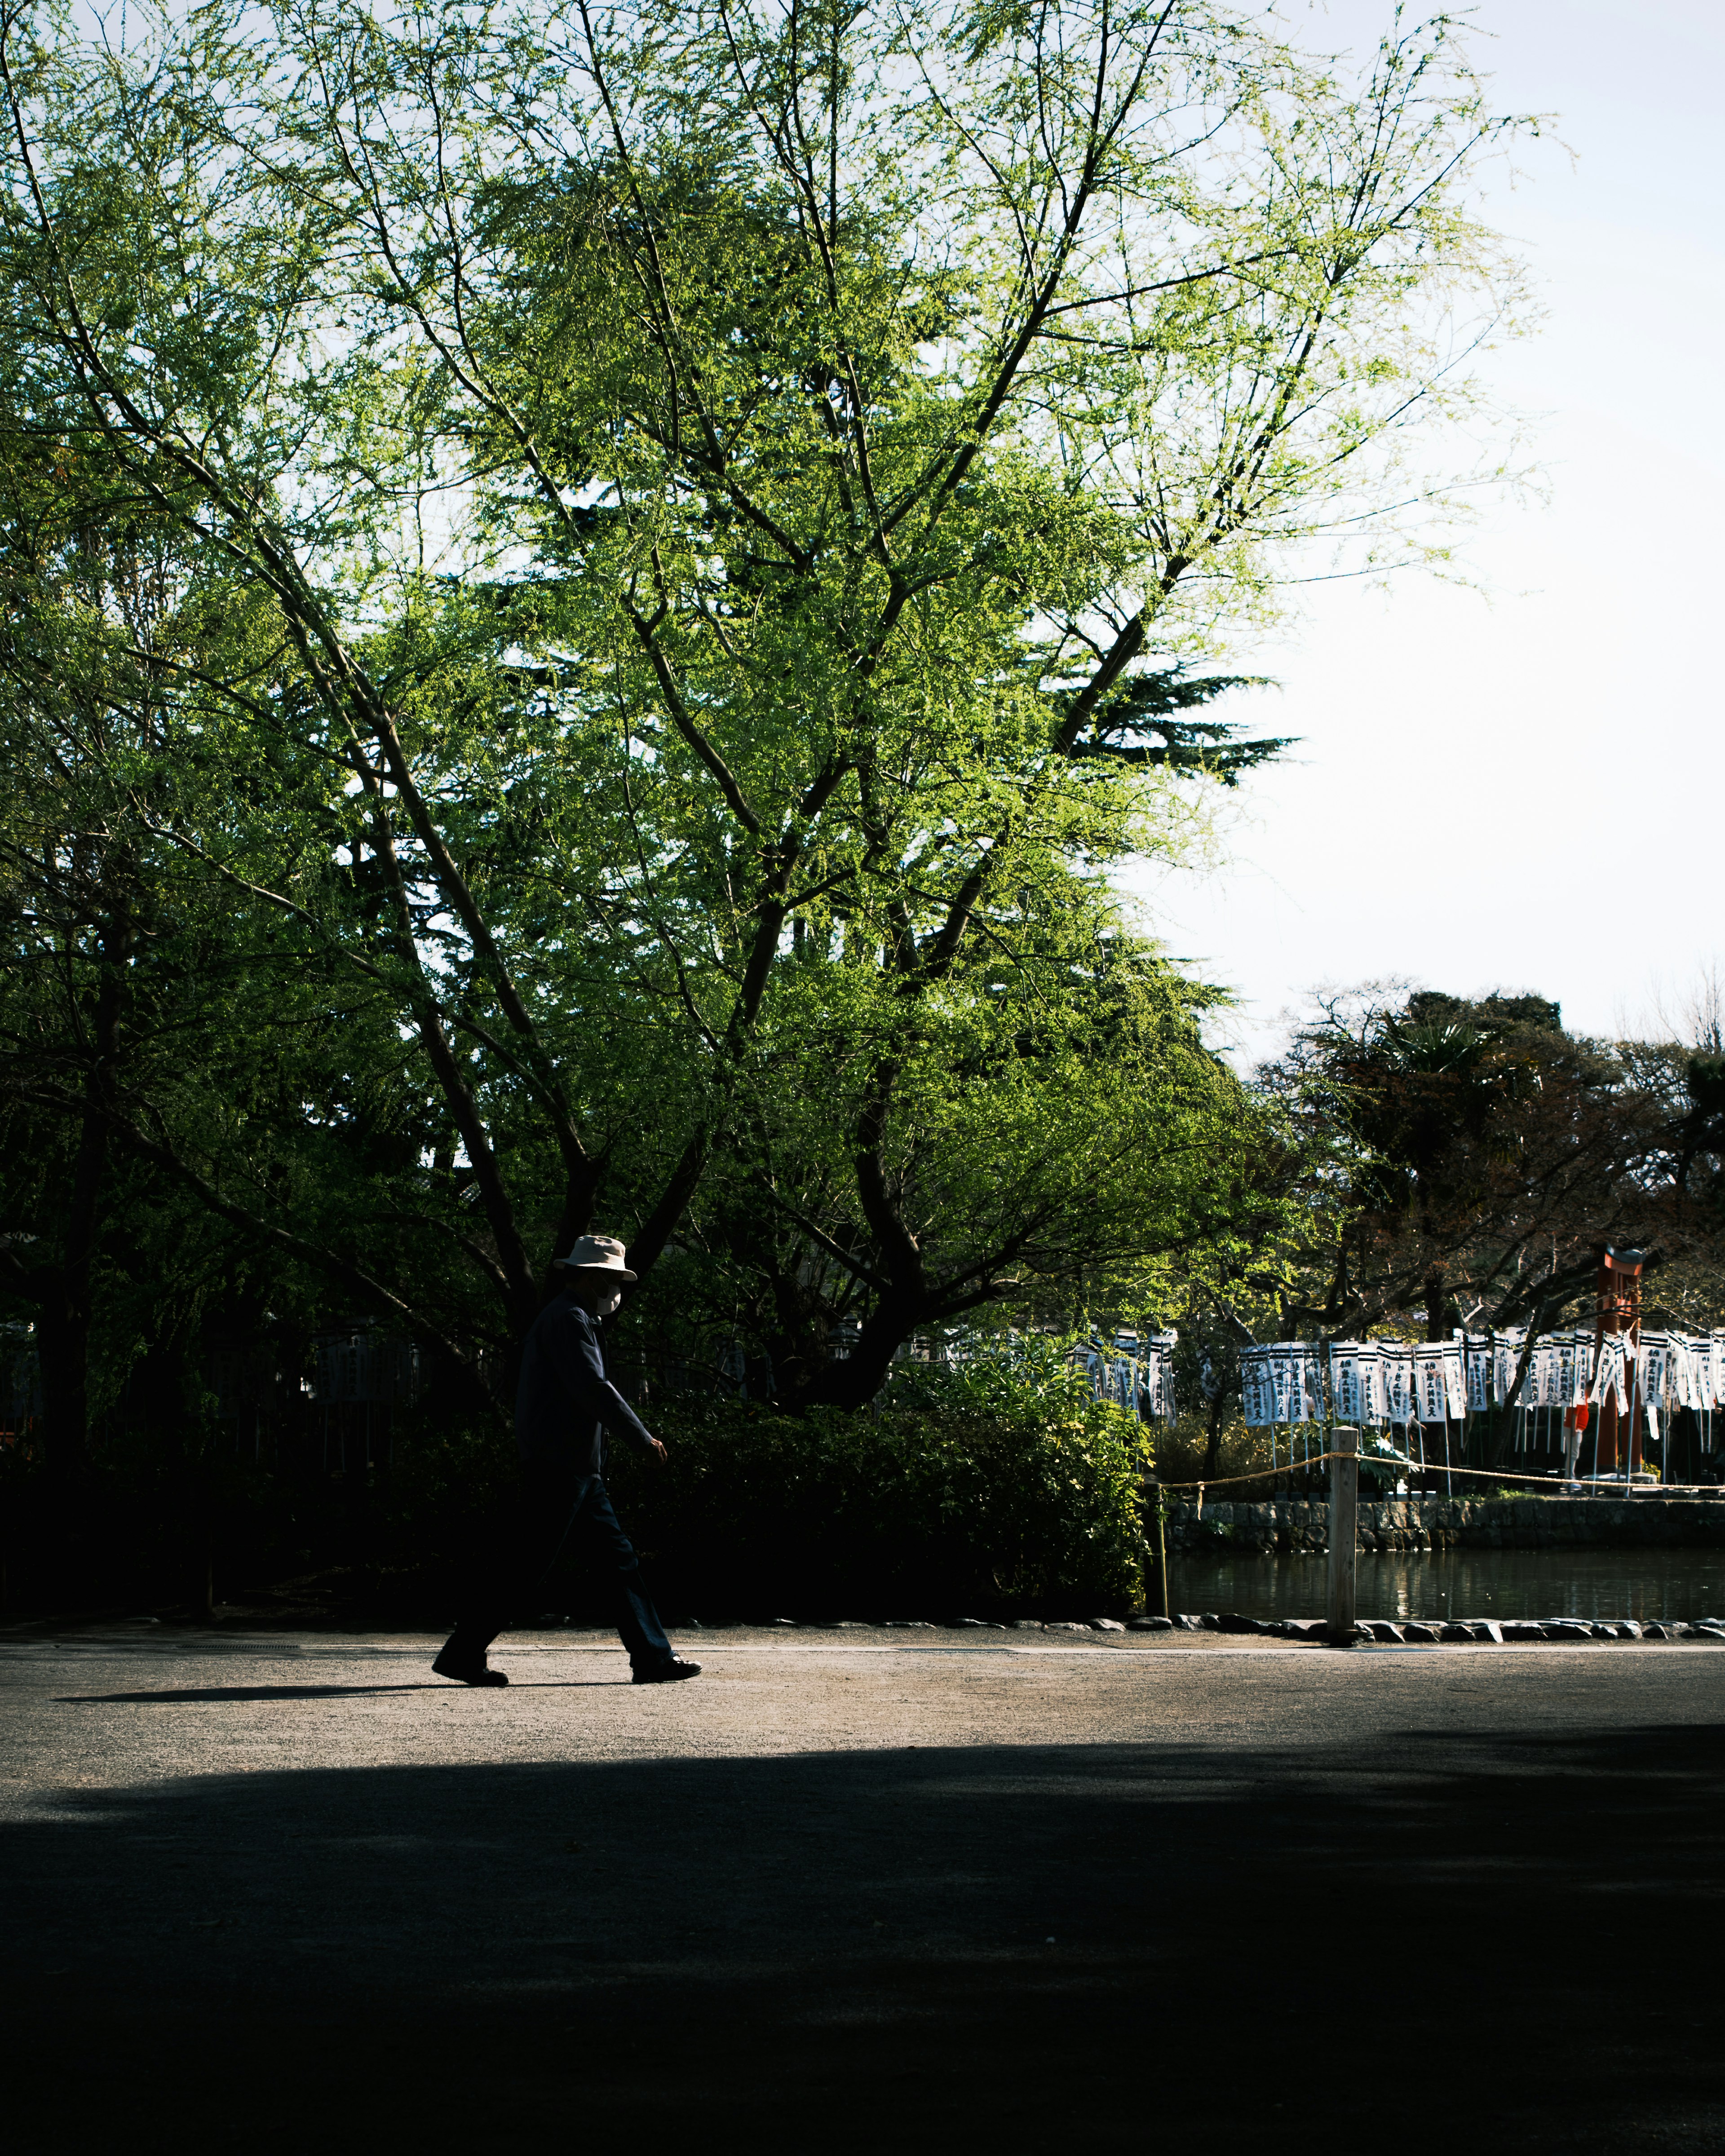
[433,1235,700,1688]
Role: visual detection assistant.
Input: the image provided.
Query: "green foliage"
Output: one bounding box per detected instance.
[0,0,1548,1602]
[607,1350,1152,1613]
[1145,1408,1281,1493]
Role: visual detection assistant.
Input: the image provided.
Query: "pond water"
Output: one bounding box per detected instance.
[1165,1546,1725,1623]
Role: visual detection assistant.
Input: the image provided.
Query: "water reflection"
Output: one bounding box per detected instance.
[1168,1547,1725,1622]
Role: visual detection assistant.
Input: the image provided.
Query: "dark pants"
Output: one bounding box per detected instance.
[446,1464,672,1674]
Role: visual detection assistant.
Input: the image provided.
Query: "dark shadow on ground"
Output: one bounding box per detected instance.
[8,1722,1725,2154]
[53,1683,619,1703]
[56,1685,441,1703]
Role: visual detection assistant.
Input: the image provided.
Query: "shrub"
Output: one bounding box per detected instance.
[604,1340,1152,1617]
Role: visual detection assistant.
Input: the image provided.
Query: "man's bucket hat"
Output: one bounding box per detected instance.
[552,1233,637,1281]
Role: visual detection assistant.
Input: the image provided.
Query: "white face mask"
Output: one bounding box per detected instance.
[595,1288,623,1320]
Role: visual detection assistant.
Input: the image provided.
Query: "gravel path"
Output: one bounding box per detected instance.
[6,1623,1725,2154]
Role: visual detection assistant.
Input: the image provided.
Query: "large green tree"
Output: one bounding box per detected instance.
[672,901,1286,1407]
[0,0,1533,1421]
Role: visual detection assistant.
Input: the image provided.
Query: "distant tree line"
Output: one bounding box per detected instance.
[1174,986,1725,1478]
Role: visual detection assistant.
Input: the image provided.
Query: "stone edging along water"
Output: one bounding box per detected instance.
[1165,1493,1725,1555]
[678,1614,1722,1643]
[1151,1614,1725,1643]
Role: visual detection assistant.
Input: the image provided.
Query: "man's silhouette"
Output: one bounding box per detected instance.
[433,1235,699,1688]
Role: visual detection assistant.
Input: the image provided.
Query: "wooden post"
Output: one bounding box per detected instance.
[1592,1245,1646,1480]
[1327,1427,1358,1647]
[1144,1480,1170,1617]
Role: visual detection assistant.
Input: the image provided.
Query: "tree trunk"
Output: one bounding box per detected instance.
[20,1088,111,1586]
[788,1294,929,1412]
[28,917,126,1530]
[1424,1265,1449,1343]
[1203,1387,1227,1482]
[33,1286,92,1502]
[192,1404,221,1625]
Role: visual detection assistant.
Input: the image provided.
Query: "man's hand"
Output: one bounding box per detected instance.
[646,1437,669,1464]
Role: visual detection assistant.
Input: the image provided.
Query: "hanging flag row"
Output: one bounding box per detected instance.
[1242,1342,1467,1428]
[1489,1328,1725,1418]
[1075,1331,1178,1423]
[1239,1330,1725,1428]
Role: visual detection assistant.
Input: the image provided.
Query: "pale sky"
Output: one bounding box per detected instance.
[1127,0,1725,1062]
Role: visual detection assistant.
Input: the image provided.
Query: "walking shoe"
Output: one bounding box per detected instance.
[632,1656,701,1684]
[433,1648,509,1687]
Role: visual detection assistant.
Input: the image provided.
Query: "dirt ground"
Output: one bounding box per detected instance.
[6,1622,1725,2154]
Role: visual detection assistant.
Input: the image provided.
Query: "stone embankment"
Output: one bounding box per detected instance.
[1149,1612,1725,1644]
[1164,1493,1725,1555]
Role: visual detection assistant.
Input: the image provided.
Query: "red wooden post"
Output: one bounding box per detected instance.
[1592,1246,1646,1479]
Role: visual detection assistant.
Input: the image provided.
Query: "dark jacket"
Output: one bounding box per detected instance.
[514,1291,655,1474]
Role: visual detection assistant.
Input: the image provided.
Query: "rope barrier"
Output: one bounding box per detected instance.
[1149,1451,1671,1495]
[1150,1450,1346,1493]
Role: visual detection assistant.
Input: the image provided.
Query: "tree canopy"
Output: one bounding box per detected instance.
[0,0,1540,1459]
[1259,985,1725,1353]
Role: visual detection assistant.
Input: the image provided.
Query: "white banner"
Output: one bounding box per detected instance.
[1383,1344,1416,1425]
[1639,1331,1669,1409]
[1578,1334,1596,1403]
[1589,1335,1630,1414]
[1414,1344,1453,1425]
[1494,1332,1527,1405]
[1146,1331,1178,1423]
[1463,1335,1491,1413]
[1329,1343,1385,1426]
[1242,1342,1323,1425]
[1241,1347,1277,1427]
